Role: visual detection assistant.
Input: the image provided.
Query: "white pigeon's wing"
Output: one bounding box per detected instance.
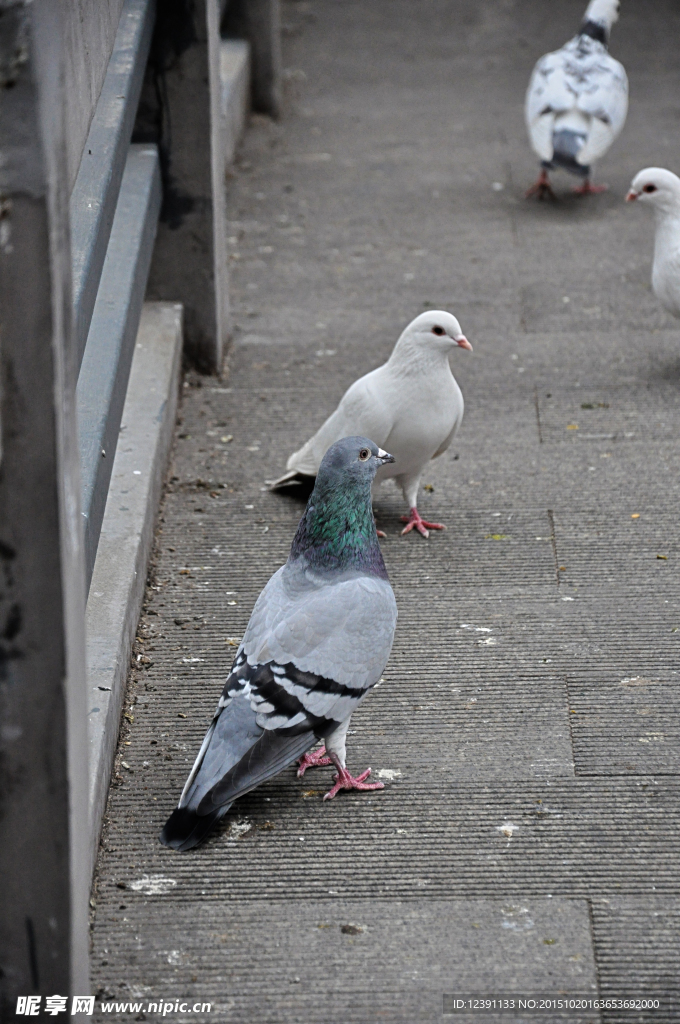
[528,111,556,163]
[525,48,575,160]
[431,387,464,459]
[286,368,394,476]
[285,434,325,477]
[431,417,460,459]
[575,53,628,164]
[652,246,680,318]
[575,118,614,166]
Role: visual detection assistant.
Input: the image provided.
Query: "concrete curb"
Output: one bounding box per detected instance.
[86,301,182,877]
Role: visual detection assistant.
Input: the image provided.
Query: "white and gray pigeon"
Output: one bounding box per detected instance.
[160,437,398,852]
[270,311,472,538]
[525,0,628,198]
[626,168,680,319]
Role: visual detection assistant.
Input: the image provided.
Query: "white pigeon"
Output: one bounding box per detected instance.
[271,311,472,538]
[626,167,680,319]
[525,0,628,198]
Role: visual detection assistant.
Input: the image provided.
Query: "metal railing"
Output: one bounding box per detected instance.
[70,0,158,585]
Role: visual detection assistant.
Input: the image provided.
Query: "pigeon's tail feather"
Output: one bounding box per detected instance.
[159,729,316,851]
[159,802,232,852]
[268,468,314,490]
[198,727,316,813]
[160,715,317,852]
[551,128,590,176]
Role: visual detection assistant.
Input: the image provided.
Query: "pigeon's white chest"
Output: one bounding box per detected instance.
[377,370,463,479]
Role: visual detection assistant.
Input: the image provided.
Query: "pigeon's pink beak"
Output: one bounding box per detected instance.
[456,335,473,351]
[625,189,639,202]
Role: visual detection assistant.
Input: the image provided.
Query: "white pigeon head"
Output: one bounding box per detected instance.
[626,167,680,214]
[584,0,620,30]
[403,310,472,352]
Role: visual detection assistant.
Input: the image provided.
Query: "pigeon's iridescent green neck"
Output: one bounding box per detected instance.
[289,475,388,579]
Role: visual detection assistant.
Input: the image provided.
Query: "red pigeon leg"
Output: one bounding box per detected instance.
[572,178,607,195]
[525,169,556,200]
[297,745,332,778]
[400,507,446,538]
[323,752,385,800]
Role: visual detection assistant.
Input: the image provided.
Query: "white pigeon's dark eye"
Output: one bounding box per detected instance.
[358,448,371,461]
[643,184,658,193]
[432,325,445,336]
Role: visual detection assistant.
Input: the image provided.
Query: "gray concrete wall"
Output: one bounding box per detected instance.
[0,1,90,1009]
[139,0,230,373]
[222,0,282,117]
[63,0,125,193]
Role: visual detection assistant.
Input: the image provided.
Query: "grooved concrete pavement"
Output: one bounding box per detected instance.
[91,2,680,1021]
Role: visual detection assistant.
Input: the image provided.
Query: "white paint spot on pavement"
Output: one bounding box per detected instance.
[129,875,177,895]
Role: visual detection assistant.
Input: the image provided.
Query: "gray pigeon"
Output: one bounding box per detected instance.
[160,437,398,851]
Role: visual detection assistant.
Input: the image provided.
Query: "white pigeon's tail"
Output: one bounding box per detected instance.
[583,0,619,31]
[268,468,314,490]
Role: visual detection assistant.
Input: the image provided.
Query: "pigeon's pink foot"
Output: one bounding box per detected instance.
[376,528,387,539]
[323,766,385,801]
[297,746,332,778]
[525,170,556,200]
[400,507,446,539]
[572,179,607,196]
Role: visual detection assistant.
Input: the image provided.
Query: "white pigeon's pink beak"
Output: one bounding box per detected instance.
[456,335,473,351]
[625,189,639,202]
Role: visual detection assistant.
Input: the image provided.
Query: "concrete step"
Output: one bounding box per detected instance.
[86,302,182,876]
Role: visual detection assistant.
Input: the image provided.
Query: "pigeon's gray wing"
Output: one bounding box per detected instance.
[160,564,397,850]
[159,680,315,852]
[242,564,397,694]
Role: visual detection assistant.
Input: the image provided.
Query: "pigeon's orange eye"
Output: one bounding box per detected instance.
[358,448,371,461]
[643,184,657,193]
[432,325,445,336]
